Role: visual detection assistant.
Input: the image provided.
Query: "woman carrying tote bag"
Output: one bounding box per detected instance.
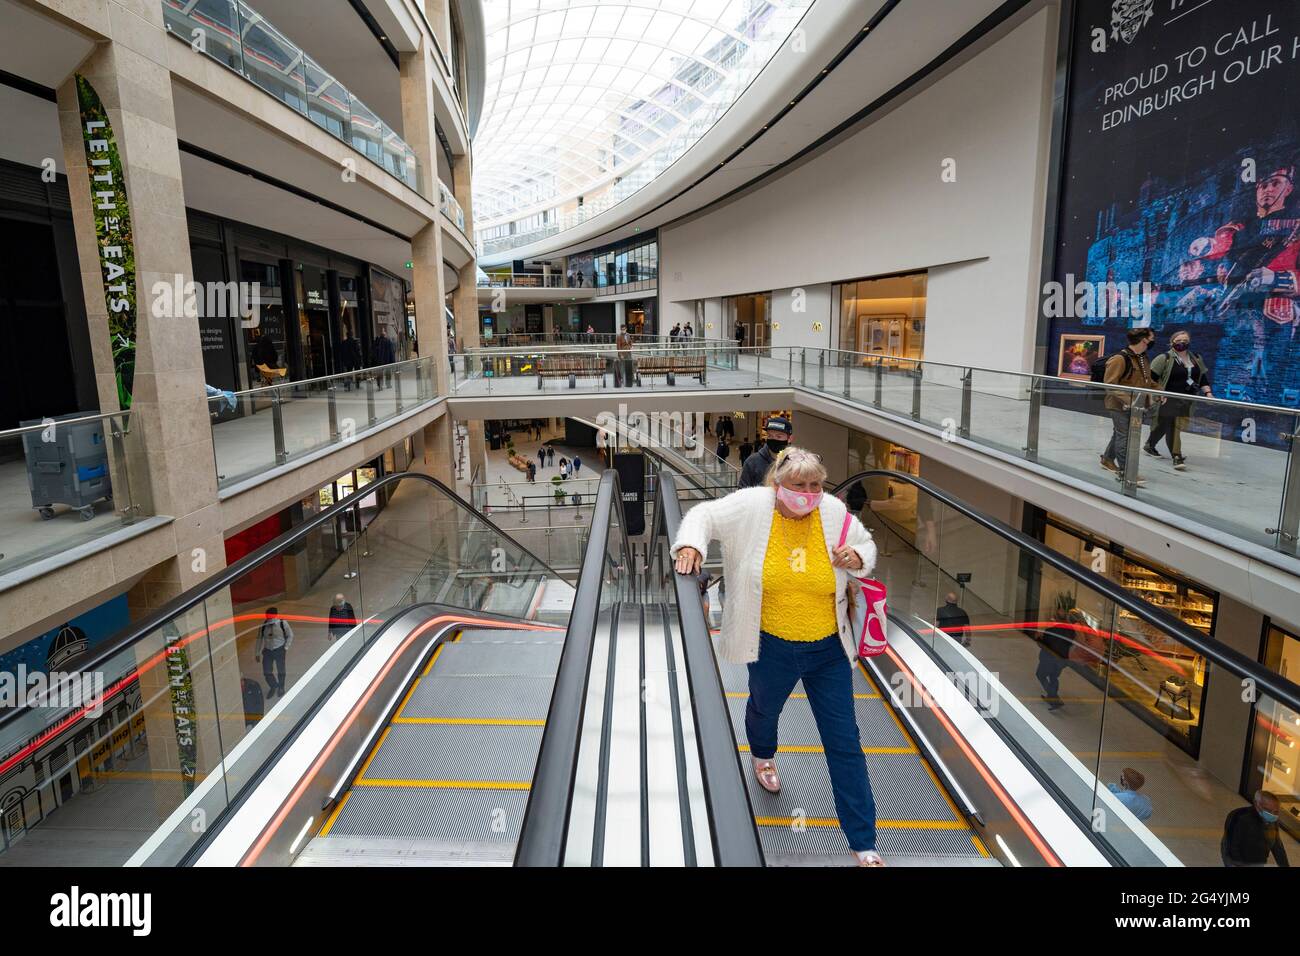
[672,447,884,866]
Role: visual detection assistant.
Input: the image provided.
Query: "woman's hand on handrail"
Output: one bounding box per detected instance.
[674,547,702,575]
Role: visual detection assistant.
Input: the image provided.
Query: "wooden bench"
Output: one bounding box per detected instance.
[634,353,706,386]
[537,354,607,388]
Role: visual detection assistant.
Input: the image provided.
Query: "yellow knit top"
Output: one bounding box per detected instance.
[760,509,838,641]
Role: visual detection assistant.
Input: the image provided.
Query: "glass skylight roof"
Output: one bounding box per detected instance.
[473,0,814,253]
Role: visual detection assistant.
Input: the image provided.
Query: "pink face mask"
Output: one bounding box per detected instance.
[776,485,822,516]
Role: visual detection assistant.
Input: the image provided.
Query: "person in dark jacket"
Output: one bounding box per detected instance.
[936,593,972,647]
[1222,791,1290,866]
[328,593,356,641]
[737,416,792,488]
[338,325,363,391]
[372,328,396,389]
[716,437,731,461]
[1037,609,1080,710]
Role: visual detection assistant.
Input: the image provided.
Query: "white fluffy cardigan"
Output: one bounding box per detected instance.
[670,486,878,664]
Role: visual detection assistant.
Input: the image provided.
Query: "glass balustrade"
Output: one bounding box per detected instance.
[0,410,150,581]
[837,473,1300,866]
[451,343,1299,558]
[0,473,563,866]
[162,0,423,194]
[208,357,438,490]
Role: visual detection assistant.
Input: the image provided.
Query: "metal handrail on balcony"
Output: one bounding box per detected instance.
[162,0,422,195]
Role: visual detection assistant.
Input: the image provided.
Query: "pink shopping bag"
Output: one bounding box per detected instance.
[839,514,889,658]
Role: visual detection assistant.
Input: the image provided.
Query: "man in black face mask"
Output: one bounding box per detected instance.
[738,416,792,488]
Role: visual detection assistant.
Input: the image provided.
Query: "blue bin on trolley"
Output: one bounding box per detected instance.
[21,412,113,521]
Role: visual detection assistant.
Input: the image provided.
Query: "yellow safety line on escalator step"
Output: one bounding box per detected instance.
[391,716,545,726]
[318,791,352,837]
[754,816,971,831]
[395,679,420,719]
[353,778,531,790]
[355,727,391,780]
[970,832,991,857]
[738,744,916,755]
[860,662,914,742]
[421,643,448,676]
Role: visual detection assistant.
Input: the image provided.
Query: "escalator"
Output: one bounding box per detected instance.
[8,458,1296,868]
[295,621,565,866]
[658,465,1300,867]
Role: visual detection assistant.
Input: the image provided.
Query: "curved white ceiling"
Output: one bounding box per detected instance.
[473,0,814,241]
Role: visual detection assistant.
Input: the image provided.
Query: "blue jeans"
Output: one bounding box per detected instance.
[746,631,877,852]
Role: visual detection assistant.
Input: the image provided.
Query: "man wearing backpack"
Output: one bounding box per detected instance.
[1145,330,1212,470]
[255,607,294,699]
[1098,328,1157,487]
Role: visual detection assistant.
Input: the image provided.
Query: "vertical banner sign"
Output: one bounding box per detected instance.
[614,452,646,535]
[163,627,198,795]
[76,74,137,408]
[1049,0,1300,445]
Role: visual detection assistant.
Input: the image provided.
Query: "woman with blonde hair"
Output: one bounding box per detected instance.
[672,446,884,866]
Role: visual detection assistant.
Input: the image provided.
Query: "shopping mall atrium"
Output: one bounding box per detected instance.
[0,0,1296,880]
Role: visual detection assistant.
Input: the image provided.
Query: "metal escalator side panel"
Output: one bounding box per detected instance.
[563,605,617,865]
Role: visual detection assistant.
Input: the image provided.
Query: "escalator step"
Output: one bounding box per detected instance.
[755,820,989,862]
[725,696,912,750]
[455,628,563,645]
[742,752,961,822]
[715,658,876,697]
[359,723,543,783]
[401,675,556,721]
[322,786,530,844]
[430,641,563,678]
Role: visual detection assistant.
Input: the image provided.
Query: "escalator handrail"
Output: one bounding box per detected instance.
[652,469,765,866]
[0,471,564,737]
[834,470,1300,714]
[515,468,631,865]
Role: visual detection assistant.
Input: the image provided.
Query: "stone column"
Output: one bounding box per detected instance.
[57,17,225,597]
[401,40,455,485]
[55,3,237,827]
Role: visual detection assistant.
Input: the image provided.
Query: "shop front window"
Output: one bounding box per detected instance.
[837,272,927,365]
[1248,624,1300,838]
[1041,516,1212,755]
[240,258,287,387]
[724,292,771,352]
[296,264,332,383]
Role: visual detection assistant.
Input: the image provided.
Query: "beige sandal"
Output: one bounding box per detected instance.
[752,758,781,794]
[856,850,886,867]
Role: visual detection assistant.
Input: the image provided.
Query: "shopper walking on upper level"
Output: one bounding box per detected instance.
[372,327,396,389]
[615,325,635,388]
[1145,330,1212,470]
[671,447,884,866]
[1099,328,1156,487]
[339,324,363,391]
[572,455,582,475]
[739,416,792,488]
